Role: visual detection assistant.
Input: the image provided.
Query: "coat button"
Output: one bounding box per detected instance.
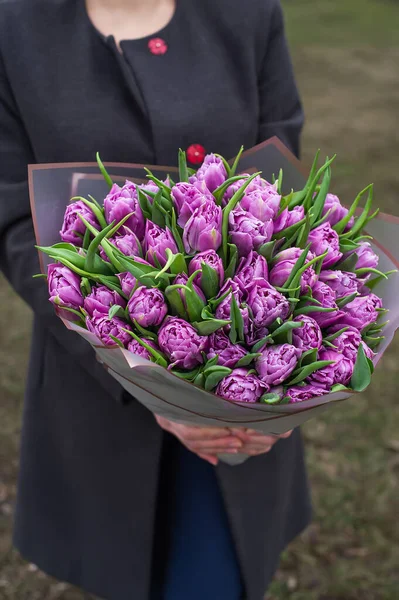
[148,38,168,55]
[186,144,206,165]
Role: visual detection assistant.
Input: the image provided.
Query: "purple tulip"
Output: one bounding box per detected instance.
[193,153,228,193]
[158,317,208,369]
[86,314,132,347]
[216,368,269,403]
[144,221,179,267]
[247,278,290,328]
[127,286,167,327]
[308,222,343,268]
[188,250,225,287]
[83,285,126,318]
[100,228,141,261]
[214,278,246,322]
[60,200,100,246]
[127,338,160,361]
[48,263,84,320]
[322,193,354,229]
[183,200,222,254]
[339,293,382,331]
[353,242,379,270]
[173,273,206,311]
[309,350,354,387]
[239,186,281,222]
[273,205,305,234]
[229,208,273,257]
[171,182,210,227]
[235,251,268,288]
[309,281,343,329]
[104,182,145,240]
[325,324,362,362]
[207,330,248,368]
[286,384,329,404]
[117,272,137,297]
[223,175,275,205]
[245,322,269,347]
[292,315,323,351]
[137,180,163,199]
[269,247,318,293]
[362,341,375,361]
[256,344,301,386]
[319,270,359,298]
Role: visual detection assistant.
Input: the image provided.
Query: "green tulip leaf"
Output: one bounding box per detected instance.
[336,292,359,308]
[288,360,336,386]
[260,393,282,405]
[339,239,360,253]
[132,320,158,341]
[192,372,205,388]
[303,155,336,213]
[293,305,335,317]
[298,348,318,367]
[272,216,307,241]
[143,168,172,200]
[258,240,277,262]
[309,163,332,227]
[201,262,219,300]
[96,152,113,189]
[192,318,230,336]
[109,335,125,348]
[204,368,232,392]
[204,355,219,369]
[221,171,261,262]
[282,244,311,289]
[178,148,189,183]
[108,305,126,320]
[123,329,168,368]
[234,352,261,367]
[172,367,201,382]
[229,293,245,343]
[350,343,373,392]
[165,285,189,320]
[212,174,246,205]
[331,384,351,393]
[297,212,312,249]
[324,327,349,343]
[340,184,374,240]
[229,145,244,177]
[80,277,92,297]
[224,243,238,280]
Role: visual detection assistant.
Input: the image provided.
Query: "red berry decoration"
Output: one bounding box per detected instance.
[148,38,168,56]
[186,144,206,166]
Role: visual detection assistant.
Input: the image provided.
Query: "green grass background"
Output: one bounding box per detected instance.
[0,0,398,597]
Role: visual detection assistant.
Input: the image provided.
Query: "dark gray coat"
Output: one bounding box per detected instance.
[0,1,311,598]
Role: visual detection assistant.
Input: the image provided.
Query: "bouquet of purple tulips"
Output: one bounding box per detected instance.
[31,139,399,464]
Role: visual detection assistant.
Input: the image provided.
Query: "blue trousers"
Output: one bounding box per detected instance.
[152,436,243,600]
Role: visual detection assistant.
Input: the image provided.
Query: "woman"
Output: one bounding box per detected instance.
[0,0,311,598]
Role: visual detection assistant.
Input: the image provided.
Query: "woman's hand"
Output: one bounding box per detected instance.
[230,428,293,456]
[154,415,243,466]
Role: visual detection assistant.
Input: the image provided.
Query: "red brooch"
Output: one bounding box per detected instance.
[186,144,206,166]
[148,38,168,55]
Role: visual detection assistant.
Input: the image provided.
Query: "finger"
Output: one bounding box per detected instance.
[280,430,293,439]
[230,430,278,445]
[241,445,272,456]
[154,415,172,432]
[178,426,232,442]
[187,436,243,452]
[197,453,219,466]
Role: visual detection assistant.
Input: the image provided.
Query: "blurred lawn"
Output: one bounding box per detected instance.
[0,0,399,598]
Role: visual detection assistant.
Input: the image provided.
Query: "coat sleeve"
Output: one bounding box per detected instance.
[0,51,124,403]
[257,0,304,157]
